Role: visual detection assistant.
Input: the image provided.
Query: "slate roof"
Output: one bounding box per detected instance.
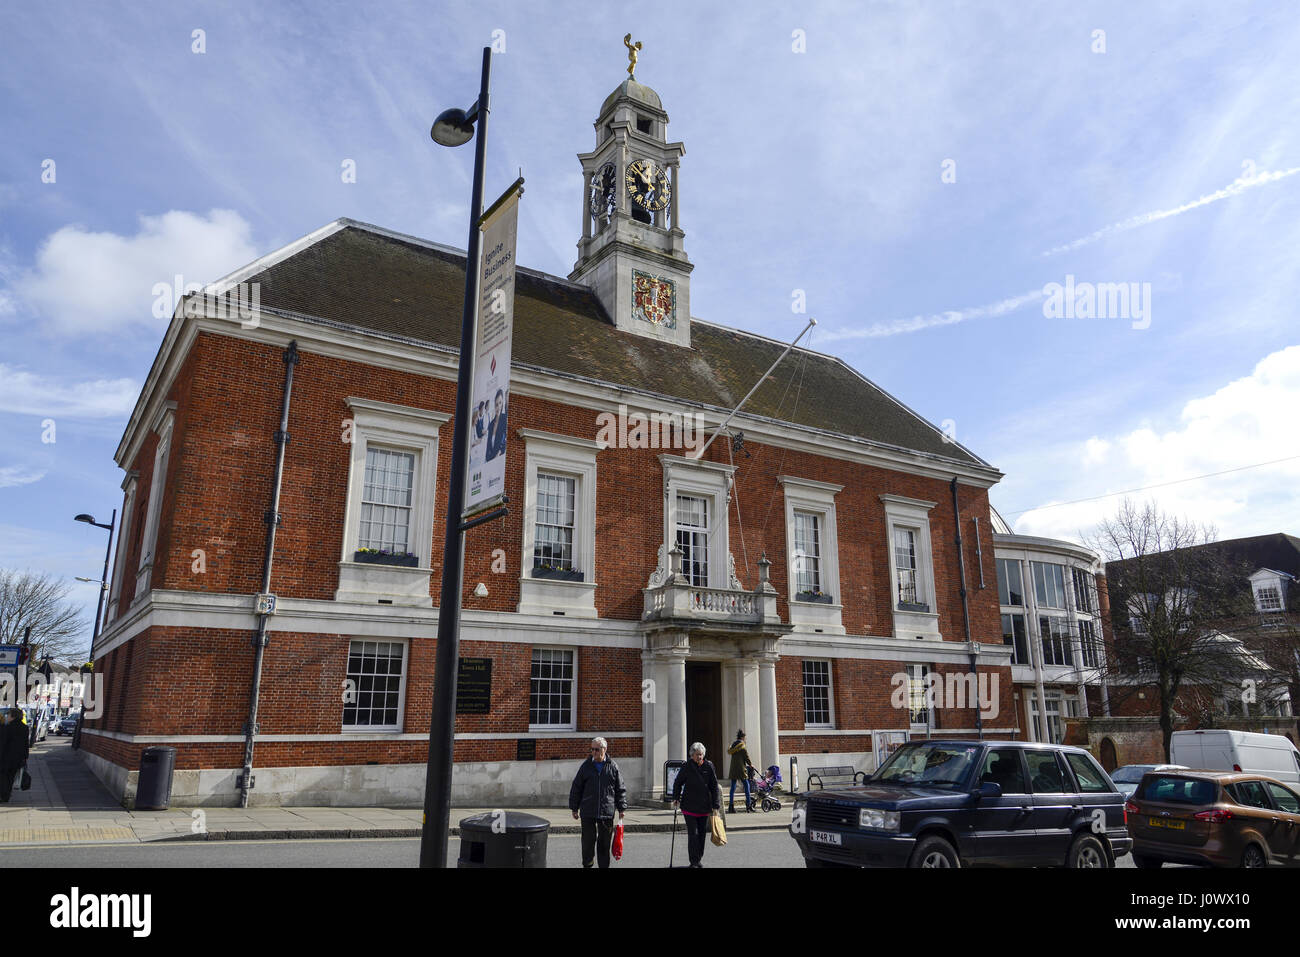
[238,220,990,468]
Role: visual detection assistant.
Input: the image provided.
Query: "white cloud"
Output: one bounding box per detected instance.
[7,209,259,334]
[0,467,47,489]
[1041,167,1300,257]
[0,365,139,419]
[1005,344,1300,542]
[821,289,1044,341]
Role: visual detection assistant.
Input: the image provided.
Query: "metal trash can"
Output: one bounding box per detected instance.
[456,811,550,868]
[136,746,177,810]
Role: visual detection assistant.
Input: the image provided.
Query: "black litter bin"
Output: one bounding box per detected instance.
[136,746,177,810]
[457,811,550,868]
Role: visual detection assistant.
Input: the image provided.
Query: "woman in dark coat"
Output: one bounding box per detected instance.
[671,741,721,867]
[727,729,755,813]
[0,708,29,803]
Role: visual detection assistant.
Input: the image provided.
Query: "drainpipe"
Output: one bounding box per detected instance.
[238,340,299,808]
[950,478,983,738]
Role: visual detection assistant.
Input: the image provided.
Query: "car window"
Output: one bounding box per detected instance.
[1140,775,1216,804]
[979,748,1028,794]
[1227,781,1270,809]
[874,743,981,788]
[1111,767,1147,784]
[1026,751,1068,793]
[1264,782,1300,814]
[1065,753,1111,793]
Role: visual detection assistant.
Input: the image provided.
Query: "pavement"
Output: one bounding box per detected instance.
[0,736,792,849]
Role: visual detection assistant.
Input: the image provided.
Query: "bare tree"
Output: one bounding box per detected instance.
[0,569,89,663]
[1084,500,1257,760]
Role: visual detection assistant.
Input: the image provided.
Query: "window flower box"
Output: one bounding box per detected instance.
[898,600,930,613]
[796,591,833,604]
[531,564,584,582]
[354,549,419,567]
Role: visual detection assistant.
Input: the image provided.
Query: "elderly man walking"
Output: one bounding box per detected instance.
[568,736,627,868]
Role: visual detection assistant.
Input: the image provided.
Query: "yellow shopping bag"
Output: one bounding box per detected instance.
[710,809,727,847]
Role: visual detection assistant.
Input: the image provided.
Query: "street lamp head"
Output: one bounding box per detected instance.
[74,514,96,525]
[431,108,475,147]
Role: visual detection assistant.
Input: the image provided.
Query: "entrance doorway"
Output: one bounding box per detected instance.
[684,661,722,769]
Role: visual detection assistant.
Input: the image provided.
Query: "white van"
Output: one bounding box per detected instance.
[1170,730,1300,785]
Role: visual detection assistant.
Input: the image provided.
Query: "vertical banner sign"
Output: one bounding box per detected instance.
[465,177,523,517]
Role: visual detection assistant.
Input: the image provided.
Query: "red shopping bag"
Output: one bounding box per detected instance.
[611,822,625,861]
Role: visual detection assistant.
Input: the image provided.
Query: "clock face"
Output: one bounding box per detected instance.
[589,162,617,224]
[625,159,670,212]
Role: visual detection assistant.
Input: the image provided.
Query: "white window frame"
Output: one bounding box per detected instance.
[528,646,578,731]
[518,430,600,618]
[1250,569,1288,613]
[1039,615,1074,667]
[134,402,176,601]
[906,663,931,733]
[1031,561,1067,610]
[779,475,844,634]
[105,472,138,625]
[357,446,419,554]
[1026,690,1076,745]
[660,455,735,590]
[341,638,408,732]
[801,658,834,729]
[336,397,449,605]
[880,494,940,640]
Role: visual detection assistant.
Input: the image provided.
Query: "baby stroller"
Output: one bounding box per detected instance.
[749,764,783,812]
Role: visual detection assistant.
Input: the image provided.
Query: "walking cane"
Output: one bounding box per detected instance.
[669,806,679,868]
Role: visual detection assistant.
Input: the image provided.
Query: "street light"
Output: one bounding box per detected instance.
[419,46,494,869]
[74,510,116,663]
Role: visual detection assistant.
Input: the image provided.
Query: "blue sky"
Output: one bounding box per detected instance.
[3,1,1299,649]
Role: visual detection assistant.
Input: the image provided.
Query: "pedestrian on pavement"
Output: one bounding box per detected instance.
[568,736,627,868]
[0,708,30,803]
[727,729,756,813]
[671,741,721,868]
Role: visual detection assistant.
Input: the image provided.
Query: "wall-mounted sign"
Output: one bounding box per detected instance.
[455,657,492,715]
[516,738,537,761]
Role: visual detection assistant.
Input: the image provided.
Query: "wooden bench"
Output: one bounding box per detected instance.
[805,765,868,789]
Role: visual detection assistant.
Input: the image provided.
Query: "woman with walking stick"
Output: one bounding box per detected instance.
[671,742,720,868]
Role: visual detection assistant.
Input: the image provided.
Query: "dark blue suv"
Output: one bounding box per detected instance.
[790,740,1131,868]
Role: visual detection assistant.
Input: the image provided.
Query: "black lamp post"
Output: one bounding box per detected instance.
[75,510,116,662]
[419,46,493,869]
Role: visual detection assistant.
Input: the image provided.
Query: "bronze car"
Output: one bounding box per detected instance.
[1126,770,1300,868]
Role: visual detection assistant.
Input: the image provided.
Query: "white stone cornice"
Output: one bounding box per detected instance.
[878,493,938,511]
[778,475,844,495]
[517,428,603,451]
[344,396,452,427]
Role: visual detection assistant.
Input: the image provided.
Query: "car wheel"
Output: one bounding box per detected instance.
[1067,833,1110,868]
[1241,844,1267,869]
[909,835,960,868]
[1132,854,1163,869]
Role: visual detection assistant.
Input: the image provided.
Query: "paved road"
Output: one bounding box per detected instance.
[0,829,805,868]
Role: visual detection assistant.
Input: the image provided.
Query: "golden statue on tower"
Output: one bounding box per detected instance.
[624,33,642,78]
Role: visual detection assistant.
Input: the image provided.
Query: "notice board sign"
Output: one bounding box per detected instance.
[456,657,492,715]
[663,759,686,803]
[516,738,537,761]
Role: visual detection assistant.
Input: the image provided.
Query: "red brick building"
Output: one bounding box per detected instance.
[83,75,1019,807]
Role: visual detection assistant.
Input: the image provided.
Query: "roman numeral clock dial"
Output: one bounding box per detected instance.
[625,158,670,217]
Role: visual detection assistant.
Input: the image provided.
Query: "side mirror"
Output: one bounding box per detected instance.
[975,781,1002,800]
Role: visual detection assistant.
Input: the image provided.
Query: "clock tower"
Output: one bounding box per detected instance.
[570,37,692,348]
